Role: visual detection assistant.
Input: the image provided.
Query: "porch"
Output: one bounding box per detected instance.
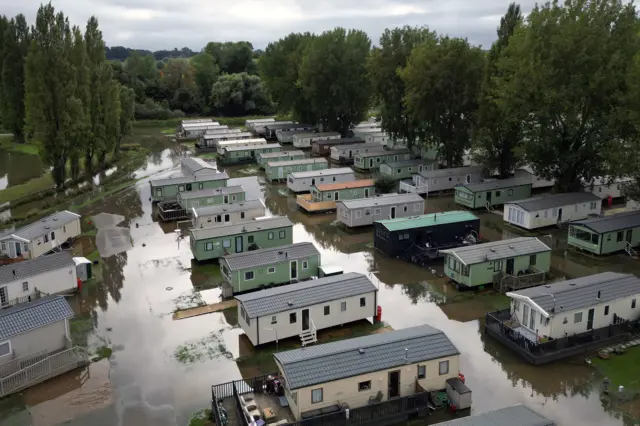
[157,201,190,222]
[492,269,548,293]
[296,194,337,213]
[485,309,640,364]
[399,180,428,195]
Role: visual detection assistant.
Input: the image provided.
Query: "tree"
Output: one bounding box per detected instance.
[298,28,372,135]
[115,85,135,155]
[474,3,523,178]
[68,25,90,180]
[124,51,157,99]
[210,73,273,116]
[99,73,121,168]
[160,58,195,93]
[190,53,219,107]
[401,37,485,167]
[369,26,437,150]
[205,41,254,74]
[25,3,84,186]
[84,16,107,173]
[494,0,640,191]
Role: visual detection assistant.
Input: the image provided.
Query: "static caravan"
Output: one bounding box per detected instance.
[0,211,82,260]
[582,176,632,199]
[504,192,602,230]
[257,150,306,169]
[235,272,378,346]
[219,143,282,165]
[352,127,385,137]
[277,130,307,144]
[264,122,311,140]
[191,199,266,228]
[568,210,640,255]
[400,166,484,196]
[353,149,411,171]
[292,132,341,148]
[196,128,241,148]
[219,242,321,297]
[441,237,551,289]
[312,137,364,157]
[182,119,212,125]
[199,132,254,149]
[330,142,389,165]
[264,158,328,182]
[362,131,390,146]
[379,159,436,181]
[287,167,356,193]
[189,216,293,261]
[176,185,245,210]
[373,211,480,262]
[149,172,229,202]
[455,178,533,209]
[179,122,222,138]
[180,157,217,179]
[337,193,425,228]
[514,165,555,189]
[245,117,275,131]
[297,179,375,213]
[216,138,267,155]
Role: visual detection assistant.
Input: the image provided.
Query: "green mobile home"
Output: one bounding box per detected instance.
[189,216,293,261]
[454,178,532,209]
[264,158,328,182]
[219,242,321,297]
[379,159,436,180]
[176,185,245,210]
[149,172,229,202]
[441,237,552,289]
[257,150,306,169]
[219,143,282,165]
[353,149,411,171]
[568,210,640,255]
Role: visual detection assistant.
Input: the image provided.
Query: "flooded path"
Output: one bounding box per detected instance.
[2,150,638,426]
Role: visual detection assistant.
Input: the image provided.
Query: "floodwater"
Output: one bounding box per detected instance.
[1,149,639,426]
[0,149,44,190]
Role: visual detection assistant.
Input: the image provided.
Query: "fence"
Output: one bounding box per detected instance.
[493,270,547,293]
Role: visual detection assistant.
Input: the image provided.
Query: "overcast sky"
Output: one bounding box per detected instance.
[5,0,537,51]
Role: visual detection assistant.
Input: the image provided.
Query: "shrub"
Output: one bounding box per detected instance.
[374,175,397,194]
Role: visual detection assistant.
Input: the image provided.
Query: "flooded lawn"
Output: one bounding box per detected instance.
[2,147,640,426]
[0,149,45,190]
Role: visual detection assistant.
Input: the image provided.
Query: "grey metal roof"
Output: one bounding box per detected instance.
[266,158,327,167]
[442,237,551,265]
[289,167,354,179]
[383,159,432,168]
[0,295,75,340]
[459,178,532,192]
[203,132,253,140]
[433,405,555,426]
[5,211,81,241]
[332,143,385,152]
[419,166,484,179]
[192,199,265,217]
[293,132,341,138]
[571,210,640,233]
[223,143,280,152]
[190,216,292,240]
[178,185,244,200]
[508,192,601,212]
[149,172,229,187]
[355,149,409,158]
[181,157,216,174]
[265,123,310,130]
[273,324,459,390]
[222,242,319,271]
[314,138,363,146]
[338,193,423,210]
[509,272,640,315]
[236,272,376,319]
[259,150,305,159]
[0,251,75,285]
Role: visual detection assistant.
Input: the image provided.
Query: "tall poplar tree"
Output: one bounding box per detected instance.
[68,26,90,180]
[84,16,106,172]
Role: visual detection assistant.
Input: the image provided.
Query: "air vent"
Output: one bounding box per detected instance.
[358,349,365,355]
[287,301,294,306]
[545,285,551,288]
[569,283,576,286]
[490,248,496,252]
[508,245,514,249]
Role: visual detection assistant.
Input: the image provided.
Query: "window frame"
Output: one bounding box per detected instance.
[290,312,297,324]
[311,388,323,404]
[279,230,286,239]
[267,267,276,274]
[244,271,255,281]
[417,365,426,379]
[439,360,449,376]
[268,232,274,240]
[22,281,28,292]
[574,312,583,323]
[341,301,347,311]
[324,305,330,316]
[360,297,366,307]
[0,340,10,358]
[358,381,372,392]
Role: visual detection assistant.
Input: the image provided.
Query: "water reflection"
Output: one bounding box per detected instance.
[0,149,44,189]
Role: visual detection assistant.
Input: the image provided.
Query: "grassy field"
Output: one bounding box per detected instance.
[592,346,640,391]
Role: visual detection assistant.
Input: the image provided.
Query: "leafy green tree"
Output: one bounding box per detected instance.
[205,41,254,74]
[115,85,135,155]
[161,58,195,93]
[210,72,273,116]
[298,28,372,135]
[190,53,219,107]
[99,74,121,168]
[124,51,158,99]
[68,25,90,180]
[0,15,30,143]
[494,0,640,191]
[84,16,107,173]
[25,3,84,186]
[401,37,485,167]
[474,3,523,178]
[259,32,315,121]
[369,26,437,150]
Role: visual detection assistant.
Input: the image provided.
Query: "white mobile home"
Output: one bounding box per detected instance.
[277,130,307,144]
[178,122,222,138]
[191,199,266,228]
[506,272,640,341]
[287,168,356,193]
[264,122,311,139]
[198,131,253,149]
[0,211,81,260]
[180,157,217,179]
[245,118,275,130]
[181,119,213,125]
[514,166,555,189]
[235,272,378,346]
[0,251,78,307]
[330,143,388,164]
[292,132,341,148]
[504,192,602,230]
[337,193,425,228]
[216,138,267,154]
[582,176,632,199]
[399,166,484,195]
[362,131,390,146]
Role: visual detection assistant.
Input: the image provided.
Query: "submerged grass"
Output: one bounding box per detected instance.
[70,316,94,347]
[592,346,640,391]
[188,408,214,426]
[174,332,233,364]
[92,345,113,362]
[0,173,54,204]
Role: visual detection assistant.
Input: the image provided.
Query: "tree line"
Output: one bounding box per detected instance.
[259,0,640,194]
[0,4,136,187]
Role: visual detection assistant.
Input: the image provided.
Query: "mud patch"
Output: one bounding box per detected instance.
[172,289,206,312]
[174,332,233,364]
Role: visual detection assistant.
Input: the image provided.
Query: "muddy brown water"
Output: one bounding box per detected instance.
[0,149,45,190]
[2,150,639,426]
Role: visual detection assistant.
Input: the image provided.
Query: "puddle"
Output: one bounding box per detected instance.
[0,149,45,189]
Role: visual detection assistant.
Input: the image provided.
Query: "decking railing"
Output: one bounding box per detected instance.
[399,181,428,195]
[0,346,89,398]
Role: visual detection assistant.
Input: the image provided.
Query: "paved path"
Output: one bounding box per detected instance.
[172,300,237,320]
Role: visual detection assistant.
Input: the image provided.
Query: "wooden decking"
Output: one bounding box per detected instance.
[296,194,337,213]
[172,299,237,320]
[157,201,190,221]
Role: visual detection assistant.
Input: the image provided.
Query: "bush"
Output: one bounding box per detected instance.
[374,175,397,194]
[134,99,186,120]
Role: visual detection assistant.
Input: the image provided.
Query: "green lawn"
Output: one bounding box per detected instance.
[592,346,640,391]
[0,138,40,155]
[0,173,54,204]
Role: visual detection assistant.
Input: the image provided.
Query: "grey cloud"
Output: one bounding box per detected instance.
[4,0,538,50]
